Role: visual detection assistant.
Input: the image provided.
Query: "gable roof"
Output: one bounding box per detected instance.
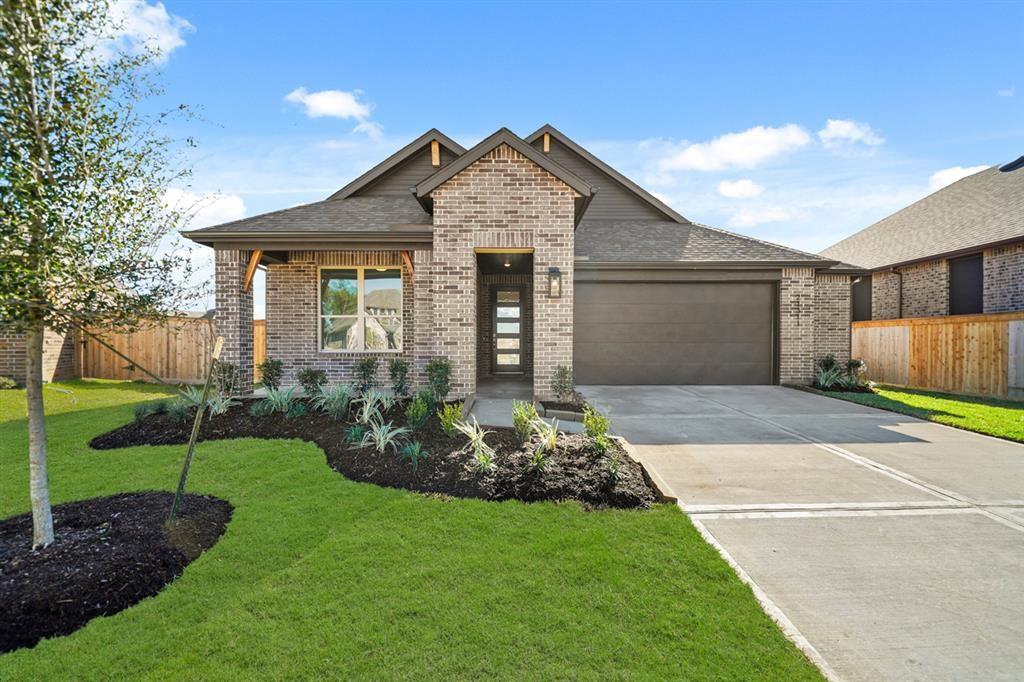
[328,129,466,200]
[576,219,837,266]
[414,128,593,198]
[821,159,1024,270]
[525,124,689,224]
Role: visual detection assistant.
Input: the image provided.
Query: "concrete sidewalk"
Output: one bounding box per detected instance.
[581,384,1024,682]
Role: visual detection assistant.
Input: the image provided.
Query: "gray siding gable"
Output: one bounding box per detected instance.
[356,145,460,197]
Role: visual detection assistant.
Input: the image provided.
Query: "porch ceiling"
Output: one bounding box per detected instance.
[477,252,532,274]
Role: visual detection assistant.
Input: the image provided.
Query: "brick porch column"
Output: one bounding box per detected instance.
[215,249,254,394]
[779,267,816,384]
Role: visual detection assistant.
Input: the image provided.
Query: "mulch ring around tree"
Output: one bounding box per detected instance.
[91,399,656,510]
[0,492,232,654]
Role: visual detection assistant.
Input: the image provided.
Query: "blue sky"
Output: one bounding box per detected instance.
[124,0,1023,314]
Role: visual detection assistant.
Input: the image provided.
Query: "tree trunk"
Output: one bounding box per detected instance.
[25,321,54,549]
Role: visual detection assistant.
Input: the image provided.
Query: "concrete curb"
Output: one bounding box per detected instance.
[613,436,678,503]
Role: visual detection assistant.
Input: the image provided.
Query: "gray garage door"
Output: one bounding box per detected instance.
[574,281,775,385]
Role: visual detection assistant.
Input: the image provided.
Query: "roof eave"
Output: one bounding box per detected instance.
[863,234,1024,272]
[574,259,840,270]
[181,229,434,250]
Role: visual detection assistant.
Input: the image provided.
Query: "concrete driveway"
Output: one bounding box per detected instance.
[581,385,1024,682]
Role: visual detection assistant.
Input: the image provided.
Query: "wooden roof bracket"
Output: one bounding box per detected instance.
[401,250,415,282]
[242,249,263,292]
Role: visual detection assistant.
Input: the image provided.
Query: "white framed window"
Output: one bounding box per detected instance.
[318,266,403,352]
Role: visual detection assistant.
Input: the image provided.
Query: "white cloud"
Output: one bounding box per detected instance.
[728,206,794,228]
[817,119,884,149]
[103,0,194,63]
[717,179,764,198]
[998,86,1015,97]
[928,165,989,192]
[659,124,811,172]
[353,120,385,140]
[285,87,372,120]
[163,188,246,228]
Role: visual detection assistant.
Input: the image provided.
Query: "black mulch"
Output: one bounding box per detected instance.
[91,400,656,510]
[0,492,232,654]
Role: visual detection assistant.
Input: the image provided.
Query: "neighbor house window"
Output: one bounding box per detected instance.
[948,254,983,315]
[319,267,402,351]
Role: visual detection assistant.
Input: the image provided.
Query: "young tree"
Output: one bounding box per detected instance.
[0,0,202,548]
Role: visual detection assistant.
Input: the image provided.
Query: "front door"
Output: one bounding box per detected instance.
[492,287,523,373]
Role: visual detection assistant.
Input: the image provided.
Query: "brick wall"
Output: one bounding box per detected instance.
[984,242,1024,313]
[264,250,418,388]
[476,272,533,377]
[900,259,948,317]
[431,143,576,399]
[0,328,76,385]
[814,274,852,365]
[871,271,901,319]
[215,249,254,393]
[779,268,816,383]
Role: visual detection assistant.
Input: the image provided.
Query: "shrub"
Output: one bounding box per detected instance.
[0,376,18,389]
[399,441,429,471]
[582,405,610,439]
[258,358,284,390]
[314,384,353,420]
[354,356,379,394]
[150,400,170,415]
[167,399,192,424]
[814,355,869,392]
[437,402,462,438]
[511,400,539,443]
[357,420,410,454]
[207,393,240,417]
[212,360,240,396]
[250,386,299,417]
[426,357,452,400]
[603,451,621,486]
[405,391,432,430]
[133,403,152,421]
[454,416,495,473]
[344,423,367,444]
[389,358,410,397]
[296,368,328,397]
[593,433,611,455]
[550,365,575,403]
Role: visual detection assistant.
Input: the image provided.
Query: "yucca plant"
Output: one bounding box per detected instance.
[167,399,192,424]
[344,423,367,444]
[399,441,429,471]
[511,400,539,443]
[250,386,299,417]
[314,384,354,420]
[358,420,410,454]
[437,402,462,438]
[179,385,207,409]
[207,393,240,417]
[532,417,559,454]
[353,390,385,425]
[455,416,496,473]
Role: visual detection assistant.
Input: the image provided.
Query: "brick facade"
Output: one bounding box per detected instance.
[264,250,418,388]
[0,328,76,385]
[476,272,534,378]
[814,274,852,365]
[215,249,254,393]
[870,241,1024,320]
[983,242,1024,313]
[430,143,576,399]
[777,269,851,383]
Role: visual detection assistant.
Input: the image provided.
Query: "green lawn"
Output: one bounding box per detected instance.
[825,385,1024,443]
[0,380,820,680]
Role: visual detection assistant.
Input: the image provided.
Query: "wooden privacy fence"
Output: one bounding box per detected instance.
[80,316,267,384]
[851,312,1024,401]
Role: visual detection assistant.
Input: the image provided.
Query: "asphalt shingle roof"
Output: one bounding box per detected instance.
[187,196,431,234]
[575,219,833,263]
[820,162,1024,269]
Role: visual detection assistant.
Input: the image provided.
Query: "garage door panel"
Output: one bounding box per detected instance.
[574,282,775,385]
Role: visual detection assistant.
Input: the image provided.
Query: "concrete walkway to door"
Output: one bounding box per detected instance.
[580,385,1024,682]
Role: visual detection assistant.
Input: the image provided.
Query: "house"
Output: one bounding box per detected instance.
[821,156,1024,321]
[183,125,859,399]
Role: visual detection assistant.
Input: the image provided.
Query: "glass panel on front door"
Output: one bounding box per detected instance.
[493,287,523,373]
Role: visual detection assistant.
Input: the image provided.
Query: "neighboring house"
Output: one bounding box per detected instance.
[0,328,76,384]
[184,125,859,399]
[821,157,1024,321]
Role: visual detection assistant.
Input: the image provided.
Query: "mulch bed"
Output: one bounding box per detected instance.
[92,399,655,510]
[0,492,231,654]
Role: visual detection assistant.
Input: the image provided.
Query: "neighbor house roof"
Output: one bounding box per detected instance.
[820,158,1024,270]
[575,219,837,267]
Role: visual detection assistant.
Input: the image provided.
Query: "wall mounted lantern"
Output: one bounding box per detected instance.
[547,267,562,298]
